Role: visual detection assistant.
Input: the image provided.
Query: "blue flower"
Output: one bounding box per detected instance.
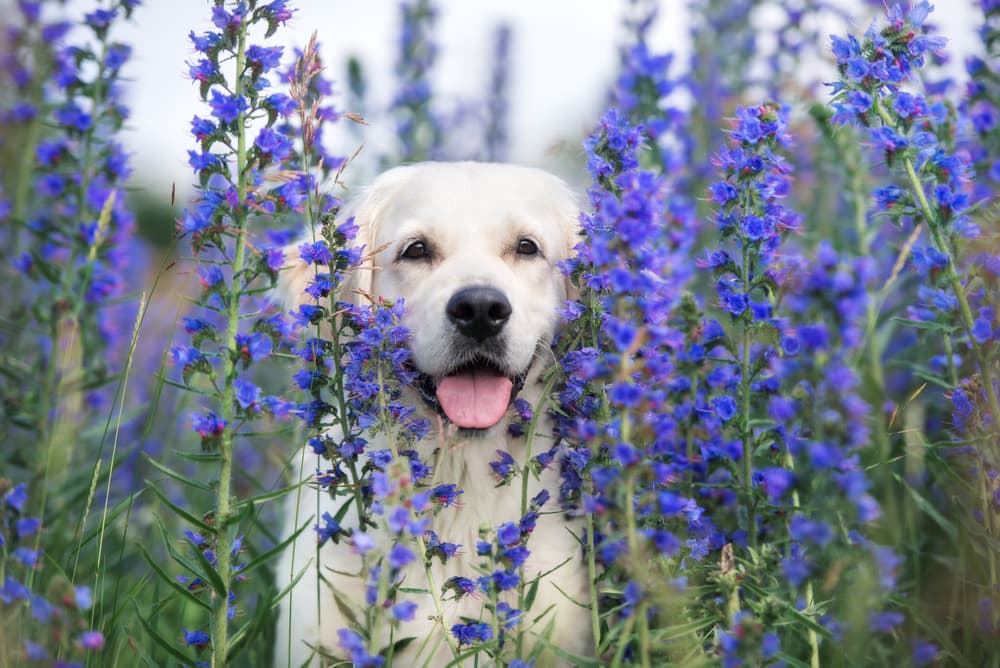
[246,44,283,72]
[5,484,28,512]
[184,628,210,648]
[868,610,904,632]
[451,622,493,646]
[337,629,384,667]
[711,395,737,422]
[208,89,249,123]
[315,512,341,547]
[234,332,272,363]
[387,542,415,570]
[496,522,521,546]
[391,600,418,621]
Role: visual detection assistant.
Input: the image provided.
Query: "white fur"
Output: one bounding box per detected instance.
[274,162,590,667]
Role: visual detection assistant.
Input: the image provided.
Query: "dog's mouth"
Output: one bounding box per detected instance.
[415,356,527,431]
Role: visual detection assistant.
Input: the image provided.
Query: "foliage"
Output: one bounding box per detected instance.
[1,1,998,667]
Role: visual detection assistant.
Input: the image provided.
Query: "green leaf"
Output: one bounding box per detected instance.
[233,479,308,512]
[153,515,226,597]
[145,454,213,491]
[894,472,958,539]
[147,482,215,534]
[227,583,275,662]
[242,515,313,576]
[71,489,145,556]
[173,449,222,463]
[132,600,200,664]
[524,577,540,611]
[892,317,958,335]
[188,530,229,597]
[268,560,314,610]
[138,543,211,613]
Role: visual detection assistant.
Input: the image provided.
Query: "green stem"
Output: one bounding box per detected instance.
[874,96,1000,624]
[624,473,651,668]
[375,364,459,661]
[739,242,757,550]
[783,451,820,668]
[515,371,558,659]
[874,101,1000,427]
[585,509,602,652]
[852,166,886,394]
[212,22,249,668]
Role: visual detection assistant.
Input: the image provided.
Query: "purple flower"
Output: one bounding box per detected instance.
[234,332,272,363]
[388,543,417,570]
[15,517,40,538]
[78,631,105,651]
[757,467,794,501]
[337,628,384,667]
[255,126,293,160]
[868,610,904,632]
[451,622,493,646]
[208,89,249,123]
[298,240,333,265]
[191,411,227,440]
[5,484,28,512]
[23,641,48,660]
[497,522,521,546]
[1,577,30,604]
[911,640,939,668]
[184,629,210,648]
[315,512,341,547]
[246,45,283,72]
[233,377,261,411]
[711,395,737,422]
[391,600,418,621]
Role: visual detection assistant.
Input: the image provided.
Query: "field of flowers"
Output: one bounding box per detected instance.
[1,0,999,666]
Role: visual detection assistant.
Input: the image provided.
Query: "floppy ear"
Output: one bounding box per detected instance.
[275,170,405,314]
[554,181,583,305]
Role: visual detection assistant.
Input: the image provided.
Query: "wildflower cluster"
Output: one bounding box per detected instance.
[556,108,709,662]
[484,24,512,162]
[389,0,441,163]
[1,0,139,498]
[162,1,308,664]
[437,489,550,660]
[1,482,106,665]
[4,0,1000,666]
[963,1,1000,197]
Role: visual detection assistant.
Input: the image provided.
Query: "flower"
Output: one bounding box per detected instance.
[451,622,493,646]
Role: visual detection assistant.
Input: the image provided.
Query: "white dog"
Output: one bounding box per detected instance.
[274,162,592,667]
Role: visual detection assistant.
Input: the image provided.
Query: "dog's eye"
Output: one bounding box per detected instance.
[516,238,539,256]
[400,240,428,260]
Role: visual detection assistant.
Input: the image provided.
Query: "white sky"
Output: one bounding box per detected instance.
[105,1,980,201]
[114,1,686,198]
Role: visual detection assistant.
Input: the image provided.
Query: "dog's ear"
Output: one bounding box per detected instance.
[275,168,410,314]
[555,181,583,305]
[275,181,387,313]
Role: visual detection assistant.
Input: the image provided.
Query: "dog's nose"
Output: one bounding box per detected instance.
[446,286,512,342]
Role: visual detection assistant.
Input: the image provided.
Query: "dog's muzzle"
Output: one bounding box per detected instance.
[412,286,525,431]
[445,286,511,342]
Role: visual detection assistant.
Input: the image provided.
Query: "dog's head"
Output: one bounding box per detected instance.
[280,161,579,432]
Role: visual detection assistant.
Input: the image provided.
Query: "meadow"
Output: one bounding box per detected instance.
[1,0,999,666]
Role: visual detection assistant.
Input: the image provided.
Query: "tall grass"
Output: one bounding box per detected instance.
[0,1,998,667]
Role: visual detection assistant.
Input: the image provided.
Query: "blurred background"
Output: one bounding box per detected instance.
[105,1,978,198]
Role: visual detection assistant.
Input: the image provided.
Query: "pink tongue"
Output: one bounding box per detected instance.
[436,368,513,429]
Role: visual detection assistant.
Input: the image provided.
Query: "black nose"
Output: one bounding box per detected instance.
[446,286,512,342]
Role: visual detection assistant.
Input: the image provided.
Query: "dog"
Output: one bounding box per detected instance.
[273,162,592,667]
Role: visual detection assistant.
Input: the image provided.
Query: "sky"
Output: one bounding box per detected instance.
[102,1,981,201]
[113,1,685,198]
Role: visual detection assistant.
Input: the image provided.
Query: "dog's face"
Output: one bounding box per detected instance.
[284,162,579,431]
